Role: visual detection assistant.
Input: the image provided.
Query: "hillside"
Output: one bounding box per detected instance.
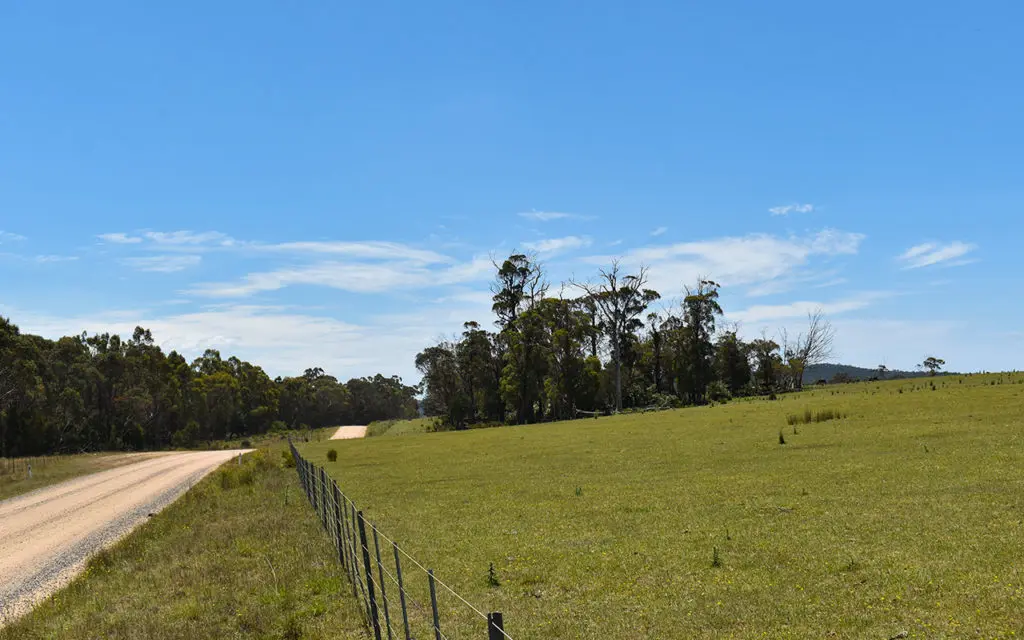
[803,362,937,382]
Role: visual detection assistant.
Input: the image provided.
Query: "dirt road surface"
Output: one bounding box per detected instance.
[330,425,367,440]
[0,449,248,625]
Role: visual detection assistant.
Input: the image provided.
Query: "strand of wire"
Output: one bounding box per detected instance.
[374,557,429,613]
[367,523,515,640]
[369,573,453,640]
[306,459,502,640]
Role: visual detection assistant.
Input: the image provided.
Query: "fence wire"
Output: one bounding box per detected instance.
[289,441,513,640]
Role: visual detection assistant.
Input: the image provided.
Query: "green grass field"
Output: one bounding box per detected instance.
[366,416,436,437]
[2,445,366,640]
[304,374,1024,639]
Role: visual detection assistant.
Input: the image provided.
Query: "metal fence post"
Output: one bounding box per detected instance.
[428,569,442,640]
[393,542,411,640]
[357,511,383,640]
[332,481,345,569]
[372,527,393,640]
[319,467,327,528]
[488,612,505,640]
[351,502,365,609]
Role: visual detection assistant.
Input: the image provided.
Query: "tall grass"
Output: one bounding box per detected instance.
[786,408,847,425]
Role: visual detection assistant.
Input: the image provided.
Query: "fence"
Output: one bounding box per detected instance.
[288,441,512,640]
[0,455,57,479]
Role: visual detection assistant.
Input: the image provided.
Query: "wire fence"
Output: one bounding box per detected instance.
[288,440,513,640]
[0,455,60,478]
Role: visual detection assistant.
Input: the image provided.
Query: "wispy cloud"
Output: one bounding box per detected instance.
[769,203,815,216]
[188,256,492,298]
[517,211,591,222]
[0,231,27,243]
[34,255,79,263]
[97,232,143,244]
[123,255,202,273]
[256,241,450,264]
[650,226,668,237]
[98,230,235,249]
[729,292,890,324]
[522,236,592,255]
[586,228,865,297]
[897,241,977,269]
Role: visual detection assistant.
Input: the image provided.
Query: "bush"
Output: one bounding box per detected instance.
[240,440,252,449]
[281,449,296,468]
[707,381,732,403]
[327,449,338,462]
[786,408,846,426]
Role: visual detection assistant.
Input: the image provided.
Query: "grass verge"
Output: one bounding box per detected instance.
[1,445,367,640]
[303,373,1024,639]
[0,453,164,502]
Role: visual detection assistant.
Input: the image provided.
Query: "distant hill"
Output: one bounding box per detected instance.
[803,363,939,383]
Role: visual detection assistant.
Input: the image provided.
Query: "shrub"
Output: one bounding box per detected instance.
[281,449,296,468]
[327,448,338,462]
[240,439,252,449]
[786,408,846,426]
[707,381,732,403]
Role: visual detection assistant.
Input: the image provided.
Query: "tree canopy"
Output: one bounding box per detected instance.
[417,254,839,429]
[0,318,417,457]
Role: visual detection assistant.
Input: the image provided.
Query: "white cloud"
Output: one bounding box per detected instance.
[517,211,590,222]
[0,231,27,243]
[585,229,865,298]
[97,233,143,244]
[769,203,815,216]
[34,255,79,263]
[188,256,493,298]
[123,255,202,273]
[522,236,592,255]
[257,241,450,264]
[143,230,235,246]
[728,292,890,325]
[650,226,668,237]
[897,241,977,269]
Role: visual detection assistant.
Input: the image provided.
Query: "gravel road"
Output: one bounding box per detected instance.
[0,449,249,626]
[330,425,367,439]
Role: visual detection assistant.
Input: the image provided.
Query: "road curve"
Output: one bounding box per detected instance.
[330,425,367,439]
[0,449,249,625]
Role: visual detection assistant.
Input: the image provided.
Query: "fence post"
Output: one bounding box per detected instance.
[372,527,393,640]
[319,467,327,528]
[488,612,505,640]
[345,502,358,600]
[352,502,364,609]
[332,481,346,568]
[393,542,411,640]
[357,511,383,640]
[428,569,442,640]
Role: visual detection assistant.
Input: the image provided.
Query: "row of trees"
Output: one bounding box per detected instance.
[416,254,836,429]
[0,318,418,457]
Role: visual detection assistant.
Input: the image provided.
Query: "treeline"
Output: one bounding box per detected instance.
[416,254,835,429]
[0,317,418,457]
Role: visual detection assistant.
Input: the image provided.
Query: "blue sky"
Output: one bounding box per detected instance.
[2,1,1021,380]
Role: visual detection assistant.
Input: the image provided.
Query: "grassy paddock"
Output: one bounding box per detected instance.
[366,417,436,437]
[0,453,161,502]
[2,446,366,640]
[304,373,1024,639]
